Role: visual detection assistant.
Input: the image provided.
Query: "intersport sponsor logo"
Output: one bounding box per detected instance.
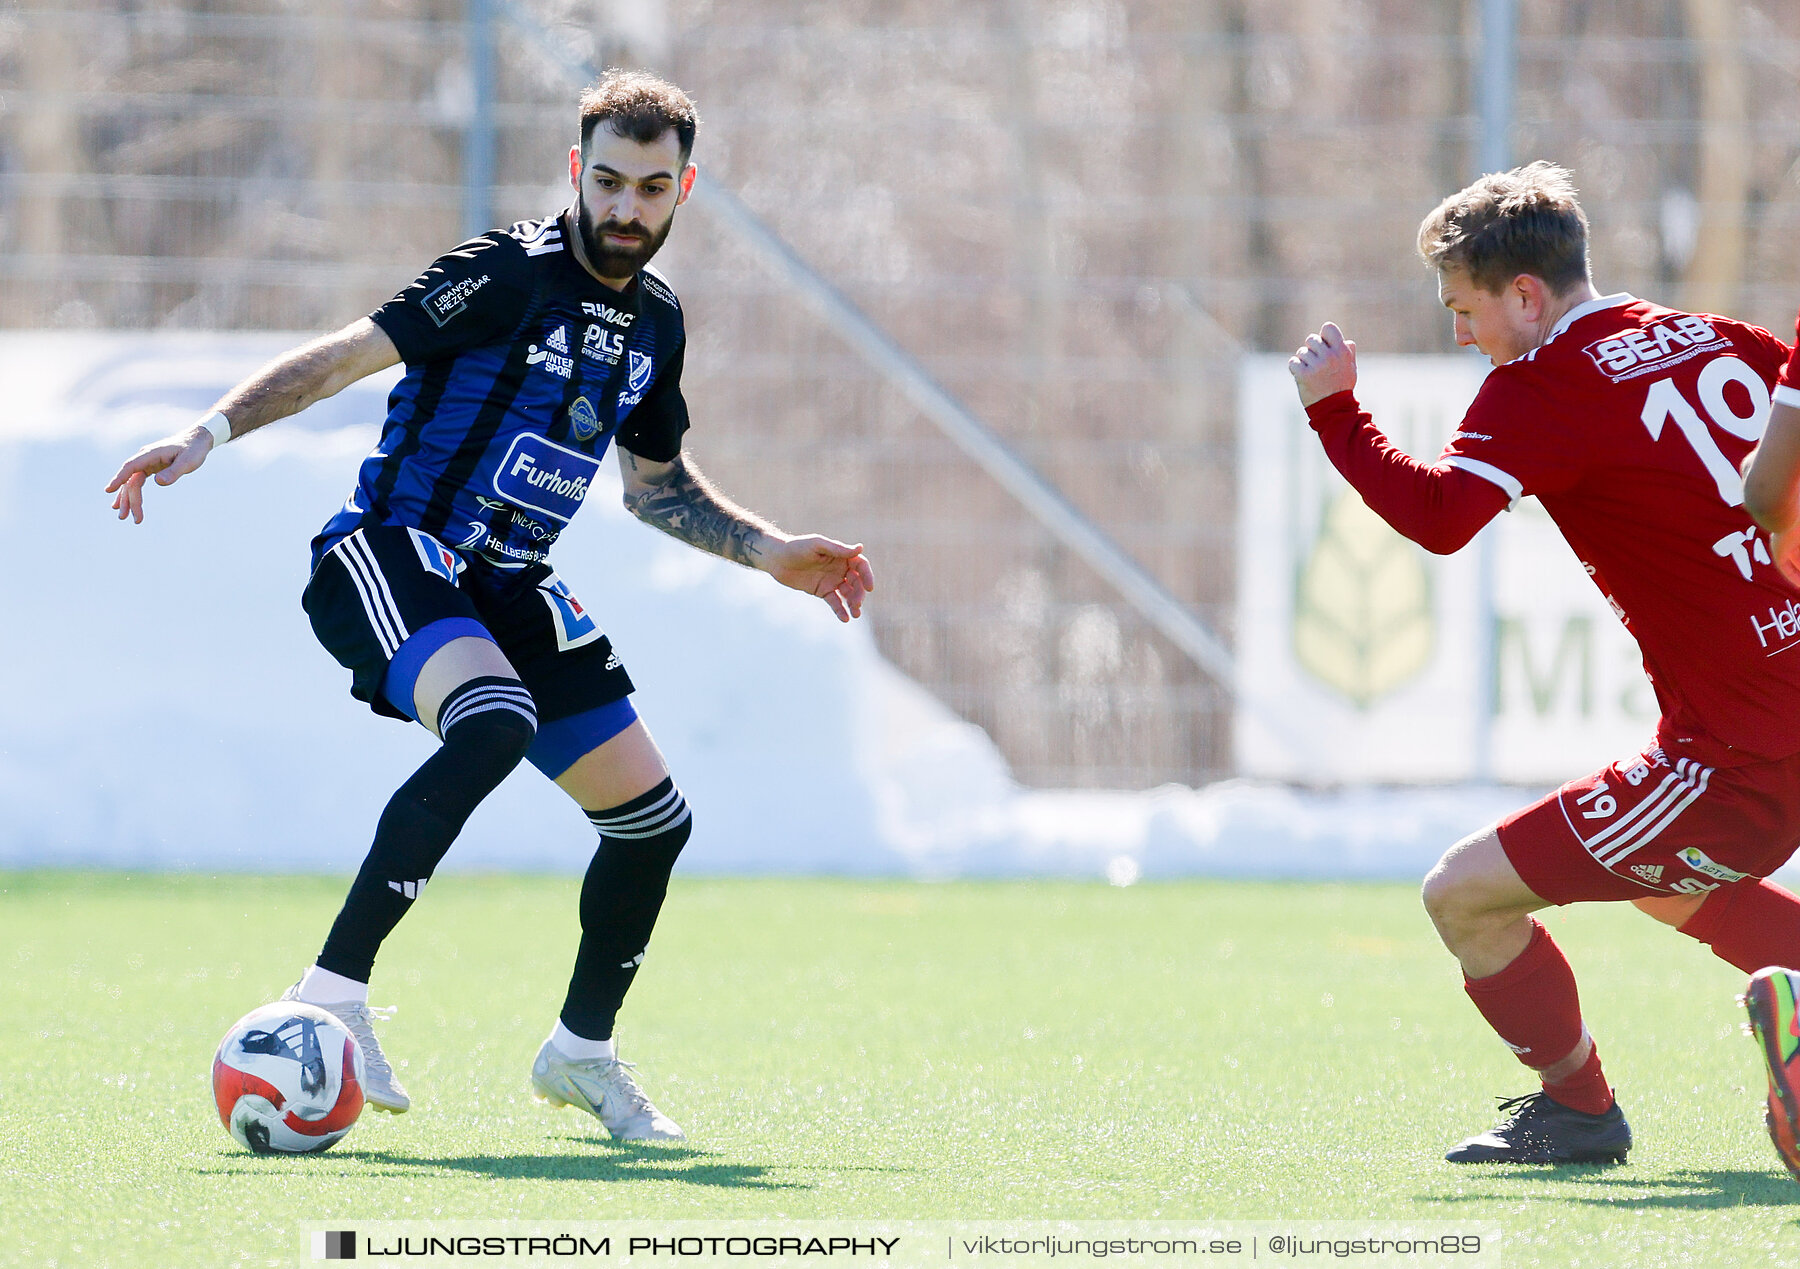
[526,343,574,379]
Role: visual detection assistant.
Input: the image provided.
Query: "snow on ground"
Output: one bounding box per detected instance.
[0,333,1726,882]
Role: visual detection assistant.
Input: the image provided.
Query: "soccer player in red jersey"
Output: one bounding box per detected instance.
[1289,161,1800,1167]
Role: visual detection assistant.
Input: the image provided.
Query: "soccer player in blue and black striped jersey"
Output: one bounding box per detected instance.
[107,70,874,1142]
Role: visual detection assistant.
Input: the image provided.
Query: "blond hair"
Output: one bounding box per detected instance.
[1417,160,1591,293]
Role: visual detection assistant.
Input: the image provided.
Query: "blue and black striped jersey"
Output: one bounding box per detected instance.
[312,209,690,573]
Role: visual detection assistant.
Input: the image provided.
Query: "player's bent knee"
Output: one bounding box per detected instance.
[1423,871,1512,946]
[1421,849,1472,926]
[1421,866,1467,933]
[588,778,691,854]
[436,675,539,766]
[1422,828,1522,923]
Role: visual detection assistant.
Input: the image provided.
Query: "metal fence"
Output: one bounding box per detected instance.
[7,0,1800,785]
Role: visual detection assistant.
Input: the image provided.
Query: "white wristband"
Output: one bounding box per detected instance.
[198,410,232,447]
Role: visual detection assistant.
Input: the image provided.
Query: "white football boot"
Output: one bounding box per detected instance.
[280,983,411,1113]
[530,1040,685,1141]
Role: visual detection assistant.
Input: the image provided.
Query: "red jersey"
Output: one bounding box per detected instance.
[1308,293,1800,766]
[1775,311,1800,403]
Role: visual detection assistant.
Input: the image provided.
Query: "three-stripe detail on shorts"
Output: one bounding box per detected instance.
[437,679,538,735]
[588,784,691,840]
[1579,757,1714,867]
[330,529,411,657]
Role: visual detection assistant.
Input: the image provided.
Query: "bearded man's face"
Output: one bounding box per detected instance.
[569,123,691,281]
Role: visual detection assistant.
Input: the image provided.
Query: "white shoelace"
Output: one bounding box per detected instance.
[333,1002,398,1082]
[584,1058,654,1114]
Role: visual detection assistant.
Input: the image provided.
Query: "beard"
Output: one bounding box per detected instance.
[574,189,675,279]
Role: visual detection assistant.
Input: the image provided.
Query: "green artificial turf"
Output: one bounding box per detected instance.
[1,872,1795,1267]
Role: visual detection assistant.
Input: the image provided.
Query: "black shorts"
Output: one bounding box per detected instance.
[302,525,637,778]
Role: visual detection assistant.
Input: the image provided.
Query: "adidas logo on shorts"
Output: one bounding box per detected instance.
[388,878,429,900]
[1631,864,1664,883]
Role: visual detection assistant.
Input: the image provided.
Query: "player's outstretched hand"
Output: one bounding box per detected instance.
[1288,322,1358,407]
[105,425,215,523]
[762,534,875,622]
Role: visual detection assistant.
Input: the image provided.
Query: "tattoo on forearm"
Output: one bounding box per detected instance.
[623,454,774,568]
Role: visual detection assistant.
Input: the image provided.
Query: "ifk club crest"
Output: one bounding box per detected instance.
[627,350,653,394]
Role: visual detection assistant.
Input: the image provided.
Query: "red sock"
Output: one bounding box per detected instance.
[1463,917,1614,1114]
[1541,1042,1612,1116]
[1679,879,1800,974]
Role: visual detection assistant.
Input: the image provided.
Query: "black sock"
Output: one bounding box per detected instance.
[559,777,692,1039]
[316,677,536,980]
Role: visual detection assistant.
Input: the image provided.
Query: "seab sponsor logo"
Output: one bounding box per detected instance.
[1583,314,1730,381]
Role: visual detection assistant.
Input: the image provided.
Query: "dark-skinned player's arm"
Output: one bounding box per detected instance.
[106,318,401,523]
[1288,322,1510,553]
[615,445,874,623]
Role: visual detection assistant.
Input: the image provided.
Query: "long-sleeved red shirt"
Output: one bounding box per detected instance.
[1303,388,1509,554]
[1302,295,1800,766]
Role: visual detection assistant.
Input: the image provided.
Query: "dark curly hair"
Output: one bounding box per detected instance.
[579,69,699,164]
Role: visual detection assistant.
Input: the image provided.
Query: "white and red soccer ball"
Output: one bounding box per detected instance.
[212,1001,365,1153]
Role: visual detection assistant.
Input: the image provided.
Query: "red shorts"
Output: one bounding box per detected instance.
[1499,741,1800,904]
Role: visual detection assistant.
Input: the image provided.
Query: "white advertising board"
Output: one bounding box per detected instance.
[1235,355,1657,785]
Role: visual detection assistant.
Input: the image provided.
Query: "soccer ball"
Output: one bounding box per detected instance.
[211,1001,366,1154]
